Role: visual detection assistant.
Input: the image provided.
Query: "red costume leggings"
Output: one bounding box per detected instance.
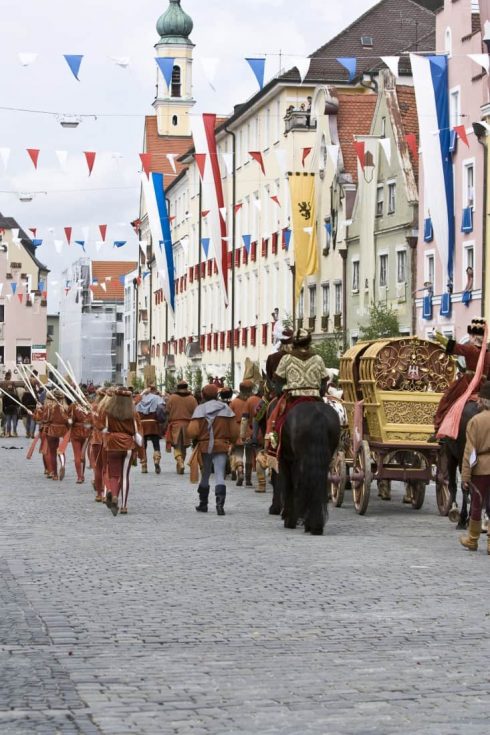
[469,475,490,521]
[71,438,87,481]
[90,444,104,497]
[46,436,60,476]
[106,450,133,509]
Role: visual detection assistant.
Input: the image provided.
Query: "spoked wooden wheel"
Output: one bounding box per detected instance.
[406,480,426,510]
[436,479,451,516]
[330,451,347,508]
[352,440,372,515]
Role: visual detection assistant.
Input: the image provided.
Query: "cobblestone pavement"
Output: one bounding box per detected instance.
[0,437,489,735]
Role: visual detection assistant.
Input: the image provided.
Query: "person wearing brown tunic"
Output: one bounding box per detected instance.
[431,319,490,440]
[101,389,142,516]
[187,384,239,515]
[230,381,255,486]
[88,389,107,503]
[136,386,166,475]
[43,392,70,480]
[239,391,262,487]
[165,381,197,474]
[68,402,91,484]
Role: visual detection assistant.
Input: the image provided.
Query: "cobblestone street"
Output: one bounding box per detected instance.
[0,437,488,735]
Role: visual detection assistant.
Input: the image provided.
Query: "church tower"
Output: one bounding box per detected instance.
[153,0,196,137]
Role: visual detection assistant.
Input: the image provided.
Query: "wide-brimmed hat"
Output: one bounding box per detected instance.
[293,328,312,346]
[176,381,188,391]
[202,384,219,400]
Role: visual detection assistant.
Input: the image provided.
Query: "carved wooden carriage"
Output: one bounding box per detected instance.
[329,337,454,515]
[340,337,455,444]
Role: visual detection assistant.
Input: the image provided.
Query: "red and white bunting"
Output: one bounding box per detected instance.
[249,151,265,175]
[27,148,40,169]
[84,151,96,176]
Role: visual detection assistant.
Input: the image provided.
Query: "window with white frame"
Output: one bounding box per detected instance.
[376,185,384,216]
[309,286,317,318]
[463,244,475,288]
[463,162,475,209]
[322,283,330,316]
[352,260,360,292]
[334,282,342,314]
[425,253,435,290]
[379,254,388,287]
[449,88,461,128]
[298,288,304,319]
[387,182,396,214]
[397,249,407,283]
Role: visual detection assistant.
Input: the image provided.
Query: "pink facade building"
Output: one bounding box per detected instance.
[416,0,485,339]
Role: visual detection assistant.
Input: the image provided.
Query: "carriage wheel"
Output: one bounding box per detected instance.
[330,451,347,508]
[436,479,451,516]
[352,440,372,515]
[406,481,426,510]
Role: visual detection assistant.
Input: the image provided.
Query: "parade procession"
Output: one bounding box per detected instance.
[2,0,490,733]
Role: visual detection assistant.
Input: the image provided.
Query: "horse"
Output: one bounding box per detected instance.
[439,400,481,529]
[277,401,341,535]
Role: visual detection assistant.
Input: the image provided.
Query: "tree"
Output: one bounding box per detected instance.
[358,301,401,342]
[314,335,342,369]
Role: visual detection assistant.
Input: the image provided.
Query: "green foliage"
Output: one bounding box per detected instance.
[223,366,233,390]
[131,375,145,391]
[184,364,194,389]
[194,367,203,392]
[313,336,342,369]
[164,371,177,393]
[358,301,401,342]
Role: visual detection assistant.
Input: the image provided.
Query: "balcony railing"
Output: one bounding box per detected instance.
[284,110,317,134]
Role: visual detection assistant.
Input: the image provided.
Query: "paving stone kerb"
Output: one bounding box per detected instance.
[0,438,488,734]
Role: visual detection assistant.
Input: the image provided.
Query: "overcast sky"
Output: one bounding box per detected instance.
[0,0,378,306]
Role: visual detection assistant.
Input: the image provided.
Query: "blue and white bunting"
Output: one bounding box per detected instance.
[63,54,83,81]
[245,57,266,90]
[155,57,176,88]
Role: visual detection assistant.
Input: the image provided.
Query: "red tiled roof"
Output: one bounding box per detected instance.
[91,261,137,302]
[336,94,378,182]
[396,85,419,182]
[144,116,191,182]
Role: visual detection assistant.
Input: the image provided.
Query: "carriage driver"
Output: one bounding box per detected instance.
[430,319,490,441]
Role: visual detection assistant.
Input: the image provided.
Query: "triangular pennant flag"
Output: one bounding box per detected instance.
[31,239,43,248]
[291,56,311,83]
[353,141,365,170]
[201,238,210,258]
[234,203,243,214]
[139,153,152,178]
[274,148,288,175]
[111,56,130,68]
[95,241,104,253]
[284,228,292,250]
[75,240,86,253]
[82,225,90,242]
[166,153,178,174]
[200,57,219,90]
[379,138,392,165]
[0,283,3,296]
[84,152,96,176]
[245,57,266,90]
[64,227,72,245]
[249,151,265,175]
[29,228,37,237]
[6,294,11,302]
[27,148,40,169]
[119,276,126,286]
[201,210,210,218]
[11,282,17,295]
[468,54,490,74]
[405,133,418,162]
[336,57,357,82]
[326,144,340,170]
[302,147,312,167]
[195,153,207,179]
[380,56,400,78]
[55,150,68,169]
[242,234,252,254]
[271,195,281,207]
[219,207,227,221]
[155,57,175,87]
[99,224,107,241]
[64,54,83,80]
[54,240,63,254]
[18,293,24,304]
[18,52,38,66]
[114,241,127,248]
[100,282,107,292]
[0,148,10,170]
[253,198,262,211]
[454,125,469,147]
[221,152,234,175]
[169,216,176,224]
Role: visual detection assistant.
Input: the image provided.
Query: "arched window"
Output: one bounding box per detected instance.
[171,65,181,97]
[444,27,452,57]
[172,115,178,127]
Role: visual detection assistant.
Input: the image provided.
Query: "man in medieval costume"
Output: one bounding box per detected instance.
[165,381,198,474]
[230,380,255,486]
[136,385,167,475]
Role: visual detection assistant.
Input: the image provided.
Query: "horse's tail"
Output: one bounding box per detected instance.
[297,421,333,533]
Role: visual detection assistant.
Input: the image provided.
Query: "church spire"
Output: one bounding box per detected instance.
[156,0,194,46]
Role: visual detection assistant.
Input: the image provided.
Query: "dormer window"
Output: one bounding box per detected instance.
[361,36,373,48]
[171,65,182,98]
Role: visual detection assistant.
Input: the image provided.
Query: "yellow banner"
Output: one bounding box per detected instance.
[289,172,318,302]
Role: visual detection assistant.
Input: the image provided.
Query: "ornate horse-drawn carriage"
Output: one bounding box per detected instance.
[329,337,455,515]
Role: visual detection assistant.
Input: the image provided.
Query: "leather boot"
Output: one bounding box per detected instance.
[176,456,185,475]
[236,465,244,487]
[245,464,253,487]
[459,519,481,551]
[216,485,226,516]
[256,474,266,493]
[195,486,209,513]
[153,451,161,475]
[141,459,148,474]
